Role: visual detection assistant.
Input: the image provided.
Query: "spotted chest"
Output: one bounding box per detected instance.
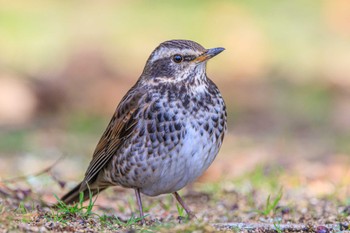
[104,81,227,196]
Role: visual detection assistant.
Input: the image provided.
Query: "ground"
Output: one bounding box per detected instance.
[1,134,350,232]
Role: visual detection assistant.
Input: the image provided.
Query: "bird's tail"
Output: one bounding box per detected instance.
[59,182,106,205]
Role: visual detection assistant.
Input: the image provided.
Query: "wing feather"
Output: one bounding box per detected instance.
[79,86,145,190]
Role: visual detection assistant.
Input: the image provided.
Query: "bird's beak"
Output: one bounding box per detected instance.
[194,47,225,63]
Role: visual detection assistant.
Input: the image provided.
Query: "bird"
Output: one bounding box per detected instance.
[60,39,227,222]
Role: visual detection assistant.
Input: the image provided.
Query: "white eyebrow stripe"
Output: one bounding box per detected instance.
[149,48,202,63]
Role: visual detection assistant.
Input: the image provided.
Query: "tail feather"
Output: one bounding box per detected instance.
[59,182,106,205]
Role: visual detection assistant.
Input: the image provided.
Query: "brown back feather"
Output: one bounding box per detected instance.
[79,84,146,191]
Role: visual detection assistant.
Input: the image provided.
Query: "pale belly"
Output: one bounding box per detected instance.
[139,125,221,196]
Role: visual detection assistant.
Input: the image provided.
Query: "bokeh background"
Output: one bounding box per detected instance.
[1,0,350,197]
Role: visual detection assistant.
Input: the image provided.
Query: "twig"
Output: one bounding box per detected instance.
[0,156,65,183]
[212,222,341,232]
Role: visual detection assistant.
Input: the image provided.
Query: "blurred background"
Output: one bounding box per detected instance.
[1,0,350,197]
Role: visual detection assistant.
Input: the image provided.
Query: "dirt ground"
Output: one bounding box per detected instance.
[1,134,350,233]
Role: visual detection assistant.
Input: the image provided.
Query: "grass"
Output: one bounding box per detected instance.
[160,195,173,212]
[48,190,97,222]
[16,202,29,214]
[175,203,185,218]
[235,165,284,192]
[175,203,191,223]
[49,190,146,229]
[99,214,145,228]
[127,195,137,213]
[273,220,283,233]
[258,188,283,216]
[0,158,349,232]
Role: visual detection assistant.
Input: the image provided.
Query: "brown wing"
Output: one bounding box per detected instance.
[79,85,145,190]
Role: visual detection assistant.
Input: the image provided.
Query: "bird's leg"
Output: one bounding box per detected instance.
[134,188,145,224]
[173,192,196,219]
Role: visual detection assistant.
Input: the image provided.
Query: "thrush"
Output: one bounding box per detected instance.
[60,39,227,222]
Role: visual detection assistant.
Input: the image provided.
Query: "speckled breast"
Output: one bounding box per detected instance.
[107,81,227,196]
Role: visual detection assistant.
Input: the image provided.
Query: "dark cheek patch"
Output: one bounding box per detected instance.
[145,55,195,79]
[148,58,176,77]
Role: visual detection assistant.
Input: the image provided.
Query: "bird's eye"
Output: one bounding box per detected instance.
[172,54,183,63]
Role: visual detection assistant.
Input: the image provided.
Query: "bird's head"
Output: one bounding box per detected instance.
[141,40,224,83]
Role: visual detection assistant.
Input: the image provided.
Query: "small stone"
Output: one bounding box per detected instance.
[231,203,239,211]
[316,225,329,233]
[57,180,66,189]
[280,206,291,215]
[340,222,349,231]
